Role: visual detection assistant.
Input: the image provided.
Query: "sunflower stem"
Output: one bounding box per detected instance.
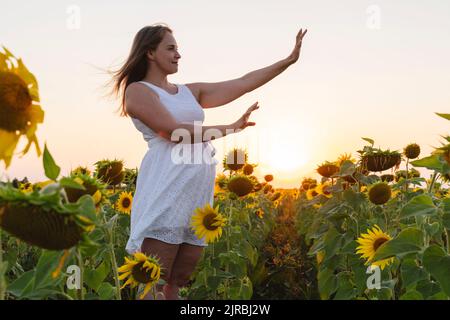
[224,203,233,300]
[109,240,122,300]
[211,241,217,300]
[0,228,5,300]
[103,214,121,300]
[445,229,450,255]
[405,158,409,193]
[427,172,438,195]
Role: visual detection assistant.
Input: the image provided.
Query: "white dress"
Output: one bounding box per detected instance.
[125,81,218,254]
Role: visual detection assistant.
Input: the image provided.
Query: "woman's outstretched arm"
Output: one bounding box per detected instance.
[188,28,308,109]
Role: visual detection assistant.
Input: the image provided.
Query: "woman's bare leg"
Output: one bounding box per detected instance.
[140,238,179,300]
[164,243,204,300]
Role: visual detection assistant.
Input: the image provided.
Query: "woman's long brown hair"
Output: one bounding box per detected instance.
[111,24,172,117]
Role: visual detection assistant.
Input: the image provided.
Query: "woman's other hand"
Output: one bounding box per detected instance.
[232,101,260,131]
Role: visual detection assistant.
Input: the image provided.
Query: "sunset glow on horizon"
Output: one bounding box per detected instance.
[1,0,449,188]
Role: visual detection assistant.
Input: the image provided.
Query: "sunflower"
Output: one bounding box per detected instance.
[315,182,332,198]
[191,203,227,243]
[255,209,264,219]
[0,47,44,169]
[227,175,254,197]
[118,252,162,299]
[270,192,281,201]
[336,153,357,167]
[94,159,125,186]
[368,182,391,205]
[316,161,339,178]
[306,188,319,200]
[18,182,33,193]
[64,174,105,205]
[115,191,133,215]
[404,143,420,159]
[71,166,91,177]
[300,177,317,191]
[356,225,394,270]
[242,164,254,175]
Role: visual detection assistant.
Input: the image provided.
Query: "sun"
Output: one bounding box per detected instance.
[264,143,308,173]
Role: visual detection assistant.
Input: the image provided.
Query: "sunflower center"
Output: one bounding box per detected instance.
[122,198,131,208]
[373,237,389,251]
[203,213,219,231]
[131,262,153,283]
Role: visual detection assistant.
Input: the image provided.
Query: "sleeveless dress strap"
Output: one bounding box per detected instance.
[138,81,182,96]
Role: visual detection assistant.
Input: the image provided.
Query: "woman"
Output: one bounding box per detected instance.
[112,23,307,300]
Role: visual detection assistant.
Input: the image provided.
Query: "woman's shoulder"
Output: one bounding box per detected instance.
[126,82,159,99]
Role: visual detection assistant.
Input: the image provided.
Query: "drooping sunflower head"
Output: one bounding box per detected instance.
[404,143,421,159]
[356,225,394,270]
[94,158,125,186]
[222,148,248,171]
[243,164,254,175]
[263,183,273,194]
[191,203,227,243]
[0,47,44,168]
[64,173,106,205]
[380,174,394,183]
[123,168,138,187]
[264,174,274,182]
[0,201,83,250]
[116,191,133,215]
[215,173,229,190]
[368,182,391,205]
[118,252,162,299]
[270,191,281,202]
[300,177,317,191]
[227,174,254,197]
[0,71,34,132]
[316,161,339,178]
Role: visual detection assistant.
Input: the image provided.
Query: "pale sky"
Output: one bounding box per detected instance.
[1,0,449,188]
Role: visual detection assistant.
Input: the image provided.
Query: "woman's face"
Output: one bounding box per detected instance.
[148,32,181,74]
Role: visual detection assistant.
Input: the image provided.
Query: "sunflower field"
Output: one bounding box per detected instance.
[1,47,450,300]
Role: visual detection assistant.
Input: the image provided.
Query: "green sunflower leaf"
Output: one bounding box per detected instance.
[362,137,374,146]
[399,194,438,220]
[435,113,450,121]
[410,154,445,171]
[59,177,86,190]
[372,228,423,261]
[422,245,450,297]
[43,143,61,180]
[400,289,423,300]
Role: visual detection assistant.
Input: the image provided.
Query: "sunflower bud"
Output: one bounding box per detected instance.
[404,143,421,159]
[368,182,391,205]
[243,164,254,175]
[227,175,254,197]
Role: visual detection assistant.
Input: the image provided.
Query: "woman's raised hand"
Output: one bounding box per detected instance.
[232,102,260,131]
[286,28,308,65]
